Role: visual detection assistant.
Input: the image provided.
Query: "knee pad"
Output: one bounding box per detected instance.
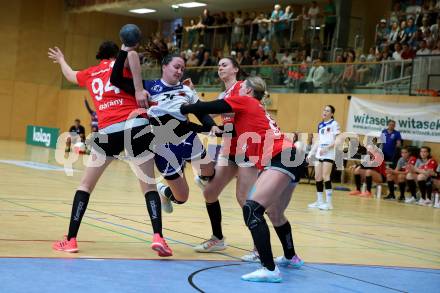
[316,180,324,192]
[242,200,266,230]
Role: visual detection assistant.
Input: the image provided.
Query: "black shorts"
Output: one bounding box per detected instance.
[89,125,154,158]
[264,147,306,183]
[318,159,335,164]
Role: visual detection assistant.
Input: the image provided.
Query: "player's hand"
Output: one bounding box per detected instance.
[121,44,138,52]
[306,156,311,163]
[209,126,223,136]
[182,78,195,90]
[136,89,149,108]
[48,47,65,63]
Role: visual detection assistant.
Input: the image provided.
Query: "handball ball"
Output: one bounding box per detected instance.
[119,24,141,47]
[73,142,86,154]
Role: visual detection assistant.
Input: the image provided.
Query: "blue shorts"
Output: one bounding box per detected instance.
[154,132,206,179]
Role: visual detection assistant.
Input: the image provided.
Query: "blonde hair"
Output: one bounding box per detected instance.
[245,76,269,100]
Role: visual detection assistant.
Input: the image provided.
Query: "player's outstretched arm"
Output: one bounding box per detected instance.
[48,47,78,84]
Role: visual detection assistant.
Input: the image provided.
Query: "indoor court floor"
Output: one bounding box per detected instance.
[0,140,439,292]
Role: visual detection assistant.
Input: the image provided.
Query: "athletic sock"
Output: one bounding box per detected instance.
[324,181,332,203]
[398,182,406,198]
[418,180,427,200]
[355,174,361,191]
[387,181,395,196]
[316,180,324,202]
[366,176,373,192]
[145,191,162,237]
[206,201,223,240]
[407,180,417,198]
[67,190,90,240]
[274,221,296,259]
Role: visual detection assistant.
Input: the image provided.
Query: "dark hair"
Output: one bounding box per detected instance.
[388,119,396,124]
[96,41,119,60]
[74,119,80,123]
[222,56,249,79]
[326,105,335,116]
[420,146,431,156]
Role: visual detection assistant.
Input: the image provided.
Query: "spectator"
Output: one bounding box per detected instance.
[280,5,294,48]
[323,0,337,49]
[325,54,344,93]
[270,4,284,50]
[340,51,356,93]
[401,42,415,59]
[388,21,400,45]
[405,0,422,21]
[66,119,85,152]
[432,40,440,54]
[241,50,253,65]
[232,11,244,47]
[389,2,403,25]
[384,147,417,201]
[174,23,183,49]
[417,39,431,55]
[84,98,98,132]
[397,20,408,44]
[380,119,402,166]
[254,12,270,41]
[376,19,389,49]
[201,9,215,50]
[356,55,371,84]
[280,51,293,65]
[308,1,321,39]
[235,51,244,65]
[392,42,403,60]
[198,51,214,85]
[186,52,199,67]
[299,58,325,93]
[404,18,417,48]
[366,47,376,61]
[430,16,440,41]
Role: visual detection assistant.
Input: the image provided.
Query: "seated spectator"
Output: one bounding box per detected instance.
[349,145,387,197]
[388,21,400,46]
[241,50,253,65]
[324,54,344,93]
[340,51,356,93]
[376,19,389,49]
[407,146,438,206]
[404,18,417,48]
[356,55,371,84]
[432,165,440,208]
[186,52,199,67]
[299,58,325,93]
[66,119,85,152]
[401,43,415,59]
[416,40,431,55]
[430,16,440,41]
[384,147,417,201]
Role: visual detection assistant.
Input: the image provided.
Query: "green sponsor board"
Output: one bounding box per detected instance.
[26,125,59,149]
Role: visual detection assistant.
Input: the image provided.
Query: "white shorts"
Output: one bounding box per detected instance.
[315,146,336,161]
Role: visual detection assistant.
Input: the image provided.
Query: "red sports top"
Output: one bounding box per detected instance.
[219,81,242,156]
[404,156,417,171]
[76,60,141,129]
[418,158,438,171]
[225,95,294,170]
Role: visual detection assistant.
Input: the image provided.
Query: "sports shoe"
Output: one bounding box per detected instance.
[194,235,226,252]
[349,190,361,196]
[405,196,416,204]
[52,236,78,253]
[318,202,333,210]
[384,194,396,200]
[241,266,282,283]
[241,250,260,262]
[308,201,323,208]
[360,191,372,197]
[398,195,405,201]
[151,233,173,257]
[275,255,304,268]
[194,175,208,190]
[423,199,432,206]
[417,198,426,205]
[434,202,440,208]
[157,182,173,213]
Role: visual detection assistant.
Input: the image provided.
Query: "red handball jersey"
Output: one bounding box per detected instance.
[405,156,417,172]
[218,81,243,156]
[419,158,438,171]
[374,160,386,176]
[76,60,141,129]
[225,95,294,170]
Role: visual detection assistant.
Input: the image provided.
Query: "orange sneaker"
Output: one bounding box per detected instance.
[360,191,372,197]
[52,236,78,253]
[151,233,173,257]
[349,190,361,196]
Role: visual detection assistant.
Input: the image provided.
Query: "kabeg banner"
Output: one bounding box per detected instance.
[346,97,440,143]
[26,125,59,148]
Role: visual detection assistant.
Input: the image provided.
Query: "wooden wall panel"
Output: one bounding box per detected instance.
[10,82,38,139]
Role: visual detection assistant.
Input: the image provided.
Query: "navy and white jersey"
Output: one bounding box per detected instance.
[317,119,340,147]
[144,79,199,121]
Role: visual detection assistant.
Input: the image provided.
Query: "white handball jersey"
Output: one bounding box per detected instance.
[316,119,340,159]
[143,79,199,121]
